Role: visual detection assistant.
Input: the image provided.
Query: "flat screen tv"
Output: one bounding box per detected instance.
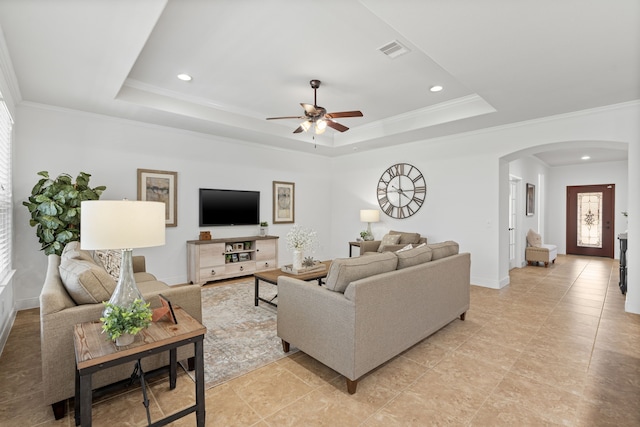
[199,188,260,226]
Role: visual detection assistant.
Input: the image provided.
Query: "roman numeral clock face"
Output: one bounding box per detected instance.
[377,163,426,219]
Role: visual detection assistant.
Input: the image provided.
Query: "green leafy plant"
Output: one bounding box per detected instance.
[100,299,153,341]
[23,171,106,255]
[260,221,269,227]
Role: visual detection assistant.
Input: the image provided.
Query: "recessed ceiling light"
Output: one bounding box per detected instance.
[581,155,591,160]
[430,85,443,92]
[177,73,192,82]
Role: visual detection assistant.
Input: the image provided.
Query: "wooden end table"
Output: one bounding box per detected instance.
[348,241,361,257]
[73,306,207,426]
[254,260,332,307]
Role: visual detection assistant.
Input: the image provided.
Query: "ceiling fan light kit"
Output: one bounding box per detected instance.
[266,80,363,135]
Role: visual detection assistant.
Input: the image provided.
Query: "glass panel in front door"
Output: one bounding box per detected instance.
[577,192,603,248]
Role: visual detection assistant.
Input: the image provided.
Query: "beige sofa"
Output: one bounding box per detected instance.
[359,230,427,255]
[40,243,202,419]
[277,241,470,393]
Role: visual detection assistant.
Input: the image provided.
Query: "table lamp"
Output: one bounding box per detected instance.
[360,209,380,240]
[80,200,165,314]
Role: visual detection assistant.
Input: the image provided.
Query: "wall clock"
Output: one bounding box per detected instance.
[377,163,426,219]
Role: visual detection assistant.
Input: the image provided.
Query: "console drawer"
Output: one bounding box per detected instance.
[256,259,277,271]
[199,266,226,281]
[225,262,255,275]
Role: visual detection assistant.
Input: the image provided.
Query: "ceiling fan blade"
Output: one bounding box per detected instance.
[326,120,349,132]
[266,115,305,120]
[293,125,305,134]
[325,110,363,119]
[301,103,319,115]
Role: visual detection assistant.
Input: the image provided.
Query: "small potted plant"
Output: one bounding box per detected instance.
[100,299,153,346]
[360,230,373,241]
[259,221,269,236]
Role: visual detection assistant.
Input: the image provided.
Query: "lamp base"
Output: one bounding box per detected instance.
[103,249,144,316]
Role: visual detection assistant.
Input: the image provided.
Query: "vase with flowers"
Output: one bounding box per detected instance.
[286,224,317,270]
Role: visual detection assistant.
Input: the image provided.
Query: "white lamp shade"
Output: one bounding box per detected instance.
[80,200,166,250]
[360,209,380,223]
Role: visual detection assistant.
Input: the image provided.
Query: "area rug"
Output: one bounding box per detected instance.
[183,279,296,389]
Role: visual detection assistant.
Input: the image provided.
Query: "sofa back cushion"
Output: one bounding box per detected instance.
[59,241,116,304]
[389,230,421,245]
[396,245,433,269]
[325,252,398,293]
[428,241,460,260]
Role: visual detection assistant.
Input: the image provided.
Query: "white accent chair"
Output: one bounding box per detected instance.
[525,229,557,267]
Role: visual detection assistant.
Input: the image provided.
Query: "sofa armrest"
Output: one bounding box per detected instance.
[358,240,381,255]
[277,277,357,379]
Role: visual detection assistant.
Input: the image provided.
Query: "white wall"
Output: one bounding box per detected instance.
[547,160,628,258]
[329,137,504,288]
[10,101,640,314]
[12,104,333,308]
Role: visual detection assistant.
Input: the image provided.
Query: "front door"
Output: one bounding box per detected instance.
[566,184,615,258]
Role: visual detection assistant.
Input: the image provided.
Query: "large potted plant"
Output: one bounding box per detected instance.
[23,171,106,255]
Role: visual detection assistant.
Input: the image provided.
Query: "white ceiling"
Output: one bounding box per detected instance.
[0,0,638,162]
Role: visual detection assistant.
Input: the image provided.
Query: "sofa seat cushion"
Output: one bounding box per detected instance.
[325,252,398,293]
[389,230,421,245]
[428,241,460,260]
[136,279,170,295]
[396,245,433,269]
[59,258,116,304]
[134,272,158,283]
[377,233,401,252]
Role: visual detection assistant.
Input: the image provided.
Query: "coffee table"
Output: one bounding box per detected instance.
[254,260,332,307]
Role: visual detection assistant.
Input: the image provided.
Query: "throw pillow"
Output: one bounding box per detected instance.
[61,241,95,263]
[396,245,433,269]
[59,258,116,304]
[527,229,542,247]
[324,252,398,293]
[389,230,421,245]
[428,241,460,260]
[94,249,122,281]
[377,233,401,252]
[395,244,414,253]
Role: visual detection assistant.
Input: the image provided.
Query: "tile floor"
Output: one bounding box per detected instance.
[1,255,639,426]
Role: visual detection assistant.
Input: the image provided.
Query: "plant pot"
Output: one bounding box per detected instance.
[259,227,268,237]
[115,333,135,347]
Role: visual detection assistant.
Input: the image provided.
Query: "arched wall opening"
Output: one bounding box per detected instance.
[498,139,629,296]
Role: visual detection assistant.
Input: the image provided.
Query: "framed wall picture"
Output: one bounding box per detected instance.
[273,181,295,224]
[526,183,535,216]
[137,169,178,227]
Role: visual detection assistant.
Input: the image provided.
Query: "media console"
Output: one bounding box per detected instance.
[187,235,279,285]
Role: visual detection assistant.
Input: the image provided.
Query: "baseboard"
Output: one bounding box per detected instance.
[0,307,16,356]
[15,297,39,311]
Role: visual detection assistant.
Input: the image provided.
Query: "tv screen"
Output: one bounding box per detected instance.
[199,188,260,226]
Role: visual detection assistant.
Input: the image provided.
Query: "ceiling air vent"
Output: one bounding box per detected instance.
[378,40,410,59]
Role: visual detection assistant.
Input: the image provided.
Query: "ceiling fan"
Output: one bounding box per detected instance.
[266,80,363,134]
